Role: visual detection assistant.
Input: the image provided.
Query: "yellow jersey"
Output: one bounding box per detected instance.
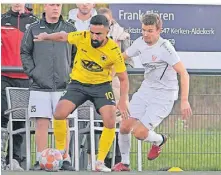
[67,31,126,84]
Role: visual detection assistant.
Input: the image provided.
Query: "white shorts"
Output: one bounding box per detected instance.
[129,88,175,130]
[28,91,64,119]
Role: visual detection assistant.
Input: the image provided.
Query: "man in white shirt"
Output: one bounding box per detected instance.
[112,13,192,171]
[68,3,97,31]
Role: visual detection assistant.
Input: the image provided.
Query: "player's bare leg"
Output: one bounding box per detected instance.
[54,99,76,120]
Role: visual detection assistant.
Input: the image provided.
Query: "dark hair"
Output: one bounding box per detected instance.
[90,14,109,28]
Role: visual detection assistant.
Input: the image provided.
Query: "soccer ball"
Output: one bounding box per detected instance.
[39,148,63,171]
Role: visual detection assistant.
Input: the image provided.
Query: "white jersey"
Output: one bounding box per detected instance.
[126,37,180,100]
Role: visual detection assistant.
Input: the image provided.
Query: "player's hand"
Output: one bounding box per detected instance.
[181,100,192,120]
[34,32,48,42]
[117,98,129,120]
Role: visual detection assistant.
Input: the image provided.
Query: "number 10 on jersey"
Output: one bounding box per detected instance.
[105,92,114,100]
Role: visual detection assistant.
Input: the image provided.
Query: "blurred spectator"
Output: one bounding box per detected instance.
[20,4,76,171]
[1,3,38,170]
[68,3,97,30]
[24,4,33,14]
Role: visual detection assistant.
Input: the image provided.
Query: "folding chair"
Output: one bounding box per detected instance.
[4,87,30,170]
[4,87,77,171]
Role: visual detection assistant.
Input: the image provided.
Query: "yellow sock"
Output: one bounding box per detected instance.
[97,127,115,161]
[53,119,67,151]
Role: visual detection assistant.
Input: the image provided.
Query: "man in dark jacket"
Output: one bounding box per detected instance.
[21,4,76,171]
[1,3,38,170]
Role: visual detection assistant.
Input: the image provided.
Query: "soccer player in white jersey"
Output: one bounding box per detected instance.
[112,13,192,171]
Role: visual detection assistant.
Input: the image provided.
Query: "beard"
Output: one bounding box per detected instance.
[91,39,104,48]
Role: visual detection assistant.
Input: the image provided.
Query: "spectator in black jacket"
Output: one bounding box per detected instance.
[1,3,38,171]
[21,4,76,171]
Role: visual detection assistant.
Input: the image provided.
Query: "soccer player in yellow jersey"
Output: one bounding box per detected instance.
[34,15,129,172]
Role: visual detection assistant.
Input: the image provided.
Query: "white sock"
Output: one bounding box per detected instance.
[144,130,163,146]
[118,132,131,165]
[36,152,41,161]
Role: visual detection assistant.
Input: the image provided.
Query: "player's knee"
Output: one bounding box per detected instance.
[133,127,148,140]
[53,109,69,120]
[119,119,134,134]
[53,111,67,120]
[103,116,115,128]
[99,105,116,128]
[120,123,130,134]
[102,112,116,128]
[54,100,75,120]
[54,106,69,120]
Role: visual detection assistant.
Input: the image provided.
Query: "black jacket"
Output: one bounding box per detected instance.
[21,13,77,91]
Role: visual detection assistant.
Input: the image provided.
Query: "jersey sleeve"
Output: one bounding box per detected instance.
[67,31,85,46]
[125,37,141,57]
[113,46,127,73]
[161,40,180,66]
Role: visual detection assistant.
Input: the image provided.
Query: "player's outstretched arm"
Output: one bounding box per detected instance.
[173,61,192,119]
[34,31,68,42]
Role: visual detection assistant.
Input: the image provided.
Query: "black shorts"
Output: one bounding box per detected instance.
[60,80,116,113]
